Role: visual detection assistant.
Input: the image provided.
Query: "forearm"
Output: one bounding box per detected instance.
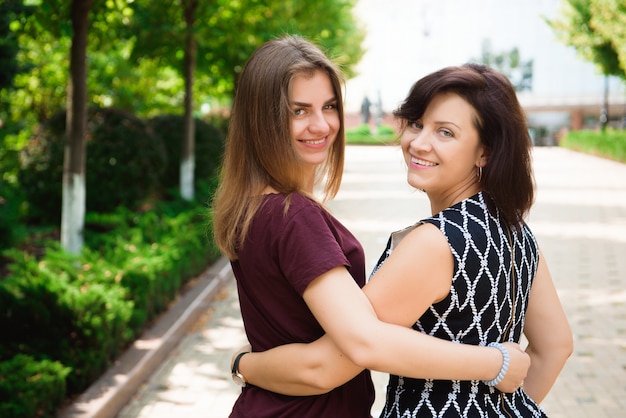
[523,343,572,403]
[239,337,364,395]
[345,321,505,381]
[305,268,508,382]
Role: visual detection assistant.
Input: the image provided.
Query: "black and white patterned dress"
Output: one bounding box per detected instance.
[375,192,548,418]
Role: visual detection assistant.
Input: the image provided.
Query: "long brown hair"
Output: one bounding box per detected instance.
[212,35,346,260]
[394,63,535,227]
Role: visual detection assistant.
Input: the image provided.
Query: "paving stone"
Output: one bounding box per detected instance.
[110,147,626,417]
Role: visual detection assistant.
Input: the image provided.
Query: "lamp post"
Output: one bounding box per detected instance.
[622,83,626,130]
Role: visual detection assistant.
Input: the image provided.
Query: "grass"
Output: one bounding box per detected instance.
[560,128,626,163]
[346,123,399,145]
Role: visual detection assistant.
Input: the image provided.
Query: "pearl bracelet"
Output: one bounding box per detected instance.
[483,342,509,386]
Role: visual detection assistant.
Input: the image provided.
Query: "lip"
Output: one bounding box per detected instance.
[409,155,438,168]
[299,137,328,148]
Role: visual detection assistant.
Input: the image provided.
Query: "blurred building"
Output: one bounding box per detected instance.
[346,0,626,140]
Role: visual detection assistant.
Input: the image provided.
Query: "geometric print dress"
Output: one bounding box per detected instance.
[374,192,548,417]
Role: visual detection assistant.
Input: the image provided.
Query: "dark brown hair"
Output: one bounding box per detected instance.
[212,35,346,259]
[394,63,535,227]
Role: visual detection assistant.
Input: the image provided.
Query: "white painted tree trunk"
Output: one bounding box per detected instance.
[180,156,195,200]
[180,3,197,201]
[61,173,85,254]
[61,0,91,255]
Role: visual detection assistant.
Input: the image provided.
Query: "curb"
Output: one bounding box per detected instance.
[58,257,233,418]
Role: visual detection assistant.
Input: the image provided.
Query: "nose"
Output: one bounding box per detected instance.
[308,110,331,134]
[406,129,431,151]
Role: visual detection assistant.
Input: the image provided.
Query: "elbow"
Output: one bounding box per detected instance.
[558,327,575,361]
[342,349,371,370]
[303,373,341,394]
[529,331,574,365]
[338,337,382,371]
[297,362,362,394]
[551,338,574,367]
[286,361,336,394]
[563,332,574,360]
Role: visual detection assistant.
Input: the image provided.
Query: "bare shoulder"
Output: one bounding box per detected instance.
[392,221,449,255]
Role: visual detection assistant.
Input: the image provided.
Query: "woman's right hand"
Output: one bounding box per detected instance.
[495,342,530,393]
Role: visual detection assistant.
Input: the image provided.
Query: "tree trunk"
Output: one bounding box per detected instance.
[600,75,609,131]
[180,0,198,201]
[61,0,92,254]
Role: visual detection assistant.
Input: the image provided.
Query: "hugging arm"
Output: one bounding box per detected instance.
[237,224,530,395]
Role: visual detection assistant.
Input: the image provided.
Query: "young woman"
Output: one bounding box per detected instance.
[212,38,531,418]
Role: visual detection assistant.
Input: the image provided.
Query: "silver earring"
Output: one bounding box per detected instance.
[477,166,483,181]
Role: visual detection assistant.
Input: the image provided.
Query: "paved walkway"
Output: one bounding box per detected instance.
[89,146,625,418]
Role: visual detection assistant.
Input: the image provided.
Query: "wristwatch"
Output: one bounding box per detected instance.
[231,352,249,387]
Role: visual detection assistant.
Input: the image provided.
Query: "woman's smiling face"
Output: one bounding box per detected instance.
[401,92,486,208]
[290,70,340,174]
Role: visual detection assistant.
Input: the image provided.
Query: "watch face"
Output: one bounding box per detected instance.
[232,373,247,387]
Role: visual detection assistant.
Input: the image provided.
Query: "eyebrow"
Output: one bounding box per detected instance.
[434,120,462,130]
[290,97,337,107]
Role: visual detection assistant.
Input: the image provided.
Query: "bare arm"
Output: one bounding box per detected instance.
[239,224,530,394]
[521,249,573,403]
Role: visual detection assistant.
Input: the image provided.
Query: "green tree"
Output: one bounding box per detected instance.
[15,0,132,253]
[546,0,623,79]
[473,39,534,92]
[128,0,365,200]
[547,0,626,130]
[588,0,626,77]
[3,0,365,249]
[0,0,28,90]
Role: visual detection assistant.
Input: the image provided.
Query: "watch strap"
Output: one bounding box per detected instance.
[232,351,249,374]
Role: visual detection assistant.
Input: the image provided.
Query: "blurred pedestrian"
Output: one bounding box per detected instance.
[361,95,371,125]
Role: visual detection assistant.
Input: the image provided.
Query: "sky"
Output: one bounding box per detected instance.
[344,0,626,113]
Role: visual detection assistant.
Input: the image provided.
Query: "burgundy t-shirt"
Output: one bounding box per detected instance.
[229,193,374,418]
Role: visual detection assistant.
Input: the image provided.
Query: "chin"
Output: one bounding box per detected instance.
[406,176,423,190]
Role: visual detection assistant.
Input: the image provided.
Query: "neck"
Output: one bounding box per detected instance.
[429,183,481,215]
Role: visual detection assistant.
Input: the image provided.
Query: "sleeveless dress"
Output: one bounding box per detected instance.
[375,192,548,418]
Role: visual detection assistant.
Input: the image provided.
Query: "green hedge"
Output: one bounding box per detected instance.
[1,107,227,416]
[1,175,221,418]
[17,108,167,224]
[560,128,626,163]
[16,111,226,227]
[149,115,225,192]
[0,355,71,418]
[346,123,398,145]
[0,178,25,252]
[0,244,133,393]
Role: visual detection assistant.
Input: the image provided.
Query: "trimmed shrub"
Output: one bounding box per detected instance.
[560,128,626,163]
[18,108,167,224]
[0,194,220,401]
[16,124,65,225]
[0,245,133,393]
[0,179,25,252]
[0,354,71,418]
[346,123,398,145]
[83,203,219,330]
[148,115,225,193]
